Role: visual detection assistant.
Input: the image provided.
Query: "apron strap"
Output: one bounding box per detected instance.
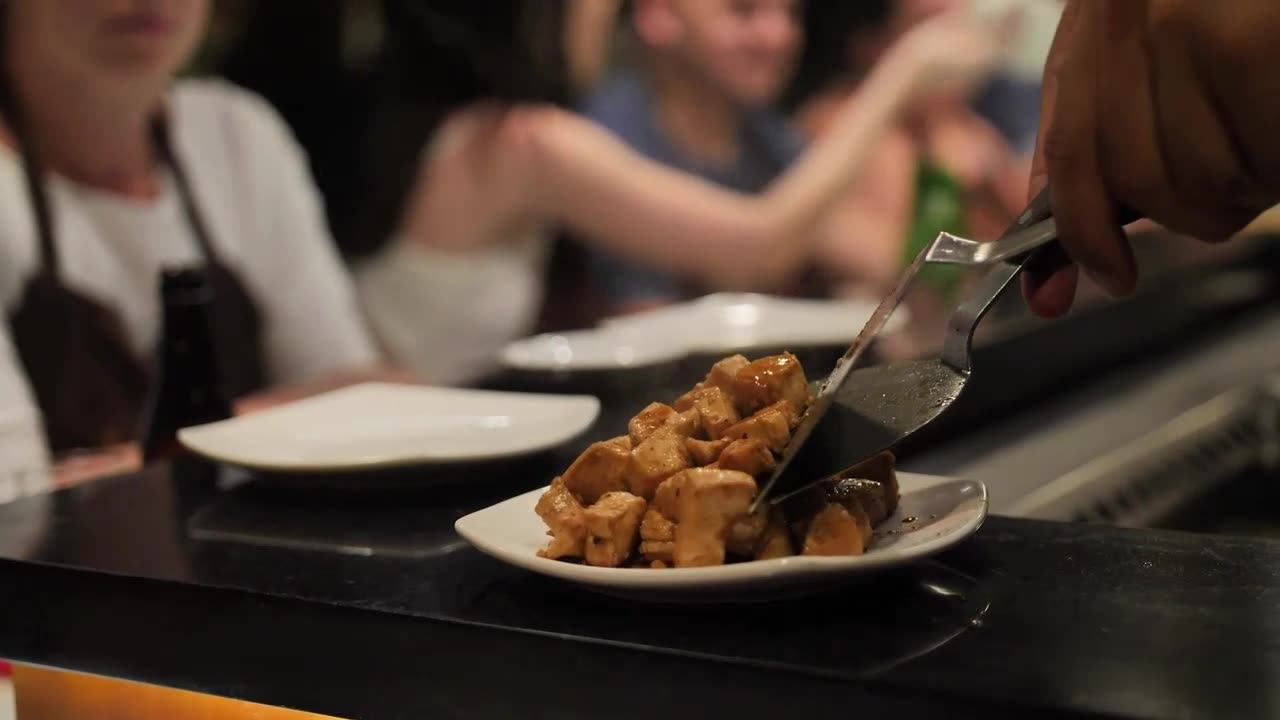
[0,91,59,275]
[150,113,221,264]
[1,97,220,276]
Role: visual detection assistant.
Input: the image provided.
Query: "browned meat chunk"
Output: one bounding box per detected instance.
[721,403,793,454]
[561,439,631,505]
[670,468,758,567]
[755,508,794,560]
[673,383,703,412]
[830,478,893,526]
[839,451,899,517]
[639,487,676,564]
[640,540,675,564]
[731,352,811,416]
[671,408,702,439]
[604,435,633,451]
[629,402,677,446]
[679,385,739,439]
[716,438,777,478]
[535,478,587,560]
[652,475,684,519]
[802,502,872,556]
[726,506,768,557]
[685,437,731,466]
[627,427,692,501]
[704,355,750,396]
[583,492,647,568]
[641,506,675,539]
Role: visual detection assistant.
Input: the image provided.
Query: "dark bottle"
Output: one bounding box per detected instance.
[139,267,233,463]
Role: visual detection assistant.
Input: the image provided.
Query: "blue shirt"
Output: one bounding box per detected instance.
[582,72,805,307]
[974,73,1042,155]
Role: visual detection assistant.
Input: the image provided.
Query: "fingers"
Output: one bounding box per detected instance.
[1038,6,1137,308]
[1028,0,1084,199]
[1145,9,1267,240]
[1090,3,1184,230]
[1022,265,1079,318]
[1023,1,1086,317]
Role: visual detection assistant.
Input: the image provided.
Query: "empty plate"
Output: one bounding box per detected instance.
[455,473,987,602]
[178,383,600,473]
[603,293,910,353]
[503,293,910,374]
[501,328,685,372]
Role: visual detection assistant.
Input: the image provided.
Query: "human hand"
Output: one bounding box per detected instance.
[1025,1,1280,317]
[887,6,1008,102]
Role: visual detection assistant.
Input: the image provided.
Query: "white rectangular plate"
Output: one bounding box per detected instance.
[456,472,986,602]
[178,383,599,473]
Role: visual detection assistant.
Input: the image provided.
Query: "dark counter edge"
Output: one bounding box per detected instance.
[0,557,1104,720]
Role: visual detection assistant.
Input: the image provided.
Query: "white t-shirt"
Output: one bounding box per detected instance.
[353,108,551,387]
[0,78,379,500]
[354,231,549,387]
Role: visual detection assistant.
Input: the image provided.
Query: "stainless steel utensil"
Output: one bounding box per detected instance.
[752,190,1062,509]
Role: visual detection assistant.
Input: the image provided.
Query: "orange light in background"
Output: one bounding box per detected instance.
[13,664,348,720]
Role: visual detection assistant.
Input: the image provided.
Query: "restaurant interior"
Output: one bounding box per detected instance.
[3,1,1280,718]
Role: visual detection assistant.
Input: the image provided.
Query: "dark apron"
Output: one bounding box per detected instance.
[4,118,268,454]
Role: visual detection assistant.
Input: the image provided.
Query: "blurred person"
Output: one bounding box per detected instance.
[968,0,1063,155]
[0,0,403,494]
[582,0,812,314]
[350,0,1004,385]
[795,0,1028,309]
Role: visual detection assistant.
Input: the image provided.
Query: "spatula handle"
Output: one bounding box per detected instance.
[940,190,1140,372]
[1015,188,1141,279]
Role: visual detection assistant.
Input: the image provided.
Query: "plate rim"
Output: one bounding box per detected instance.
[500,328,688,372]
[177,383,602,473]
[455,472,988,590]
[502,294,912,373]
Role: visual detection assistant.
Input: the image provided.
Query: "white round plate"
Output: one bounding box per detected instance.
[502,293,910,374]
[602,293,911,353]
[178,383,600,473]
[455,472,987,602]
[501,328,684,372]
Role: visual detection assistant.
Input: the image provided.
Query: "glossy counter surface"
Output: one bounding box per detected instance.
[1,463,1276,720]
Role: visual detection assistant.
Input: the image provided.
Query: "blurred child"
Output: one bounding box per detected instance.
[583,0,809,313]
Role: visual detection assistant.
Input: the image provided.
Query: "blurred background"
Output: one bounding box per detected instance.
[8,3,1280,716]
[181,2,1059,385]
[189,0,1268,358]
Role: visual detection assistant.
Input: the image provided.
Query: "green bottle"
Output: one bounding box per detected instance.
[905,160,967,302]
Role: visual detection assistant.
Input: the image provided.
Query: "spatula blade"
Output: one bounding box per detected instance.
[753,247,929,508]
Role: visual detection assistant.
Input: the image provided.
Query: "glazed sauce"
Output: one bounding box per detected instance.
[735,353,797,397]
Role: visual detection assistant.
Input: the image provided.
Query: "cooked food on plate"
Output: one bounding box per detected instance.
[535,352,901,568]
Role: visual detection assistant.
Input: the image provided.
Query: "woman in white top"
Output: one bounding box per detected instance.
[0,0,396,499]
[353,0,1006,386]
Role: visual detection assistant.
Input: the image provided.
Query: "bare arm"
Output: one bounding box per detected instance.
[811,127,919,292]
[408,11,1001,289]
[526,57,916,289]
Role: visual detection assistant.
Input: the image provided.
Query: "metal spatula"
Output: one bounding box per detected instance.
[752,189,1066,509]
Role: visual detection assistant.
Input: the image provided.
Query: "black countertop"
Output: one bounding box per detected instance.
[2,459,1279,720]
[7,249,1280,719]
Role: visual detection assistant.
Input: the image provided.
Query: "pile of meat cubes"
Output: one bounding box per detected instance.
[536,352,900,568]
